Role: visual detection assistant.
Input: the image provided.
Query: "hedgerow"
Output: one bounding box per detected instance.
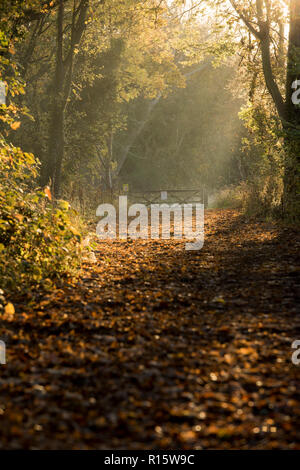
[0,140,82,296]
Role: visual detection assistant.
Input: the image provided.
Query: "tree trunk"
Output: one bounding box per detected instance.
[284,0,300,220]
[41,0,64,198]
[230,0,300,220]
[41,0,88,199]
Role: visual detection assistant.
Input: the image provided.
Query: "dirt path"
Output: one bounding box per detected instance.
[1,210,299,449]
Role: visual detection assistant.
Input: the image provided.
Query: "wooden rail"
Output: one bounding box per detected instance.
[126,189,208,207]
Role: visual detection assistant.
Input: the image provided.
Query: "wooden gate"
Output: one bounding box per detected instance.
[126,189,208,207]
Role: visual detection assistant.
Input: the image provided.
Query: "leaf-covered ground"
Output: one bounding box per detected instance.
[1,210,299,449]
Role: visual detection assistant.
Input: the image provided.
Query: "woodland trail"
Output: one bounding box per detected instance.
[1,210,299,449]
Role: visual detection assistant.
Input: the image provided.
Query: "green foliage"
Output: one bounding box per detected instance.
[118,63,243,192]
[238,102,284,217]
[0,141,82,295]
[210,185,244,210]
[2,0,298,223]
[0,8,83,297]
[11,0,205,200]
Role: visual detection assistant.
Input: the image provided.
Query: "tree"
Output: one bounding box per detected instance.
[14,0,205,202]
[42,0,89,197]
[224,0,299,218]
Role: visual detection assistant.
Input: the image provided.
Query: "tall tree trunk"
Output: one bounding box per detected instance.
[41,0,64,198]
[284,0,300,220]
[230,0,300,220]
[41,0,89,199]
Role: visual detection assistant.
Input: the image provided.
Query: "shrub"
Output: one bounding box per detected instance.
[210,185,244,210]
[0,140,82,296]
[238,102,285,218]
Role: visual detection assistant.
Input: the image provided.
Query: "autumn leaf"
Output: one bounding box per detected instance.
[44,186,52,200]
[10,121,21,130]
[4,302,15,315]
[15,213,24,222]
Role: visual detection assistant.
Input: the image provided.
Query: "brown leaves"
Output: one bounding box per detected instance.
[0,210,299,449]
[4,302,15,319]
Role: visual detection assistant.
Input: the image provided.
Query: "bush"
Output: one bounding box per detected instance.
[0,140,82,296]
[209,185,244,210]
[237,102,285,218]
[242,176,284,218]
